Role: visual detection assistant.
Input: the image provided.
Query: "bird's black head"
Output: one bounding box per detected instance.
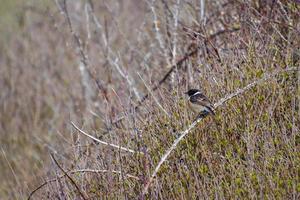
[185,89,201,97]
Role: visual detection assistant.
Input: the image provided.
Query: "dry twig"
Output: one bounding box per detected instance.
[71,121,143,154]
[138,72,170,117]
[50,153,87,200]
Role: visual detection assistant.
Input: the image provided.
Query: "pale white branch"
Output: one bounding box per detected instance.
[71,121,142,154]
[148,0,171,67]
[71,169,140,180]
[108,54,142,101]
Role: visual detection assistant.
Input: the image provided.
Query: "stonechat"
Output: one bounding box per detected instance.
[185,89,215,116]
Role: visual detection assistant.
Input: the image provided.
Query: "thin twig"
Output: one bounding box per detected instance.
[108,55,142,101]
[86,1,142,101]
[71,121,143,154]
[58,0,108,102]
[137,73,170,117]
[27,168,139,200]
[61,0,88,67]
[199,0,206,23]
[1,148,21,195]
[171,0,180,64]
[141,67,298,195]
[148,0,171,67]
[170,0,180,85]
[50,153,87,200]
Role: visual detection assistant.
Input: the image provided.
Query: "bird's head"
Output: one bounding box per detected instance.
[185,89,201,97]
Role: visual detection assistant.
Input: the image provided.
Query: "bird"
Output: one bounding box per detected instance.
[185,89,215,116]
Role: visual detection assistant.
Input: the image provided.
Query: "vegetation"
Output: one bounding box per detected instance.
[0,0,299,199]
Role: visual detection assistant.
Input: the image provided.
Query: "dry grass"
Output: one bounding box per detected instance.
[0,0,299,199]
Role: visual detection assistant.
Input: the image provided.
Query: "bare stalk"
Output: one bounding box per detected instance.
[170,0,180,84]
[199,0,206,23]
[108,55,142,101]
[148,0,172,67]
[85,1,142,101]
[138,72,170,117]
[50,153,87,200]
[71,121,143,154]
[57,0,111,110]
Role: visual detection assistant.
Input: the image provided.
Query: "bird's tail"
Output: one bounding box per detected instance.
[194,107,215,121]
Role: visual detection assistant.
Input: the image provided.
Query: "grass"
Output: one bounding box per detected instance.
[0,0,299,199]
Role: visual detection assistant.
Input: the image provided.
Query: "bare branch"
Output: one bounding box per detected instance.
[58,0,108,104]
[199,0,206,23]
[108,55,142,101]
[148,0,171,67]
[50,153,87,200]
[171,0,180,65]
[70,121,143,154]
[138,72,170,117]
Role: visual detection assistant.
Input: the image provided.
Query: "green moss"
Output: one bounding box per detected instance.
[297,183,300,193]
[198,164,209,175]
[256,69,264,78]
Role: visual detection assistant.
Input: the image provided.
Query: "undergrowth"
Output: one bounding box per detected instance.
[0,0,299,199]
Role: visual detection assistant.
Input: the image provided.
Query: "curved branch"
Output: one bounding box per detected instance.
[71,122,143,154]
[50,153,87,200]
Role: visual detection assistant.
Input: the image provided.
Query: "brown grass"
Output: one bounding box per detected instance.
[0,0,299,199]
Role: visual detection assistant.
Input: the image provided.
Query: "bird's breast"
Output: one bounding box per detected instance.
[188,101,206,113]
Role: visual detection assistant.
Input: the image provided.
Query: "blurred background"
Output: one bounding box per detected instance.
[0,0,299,199]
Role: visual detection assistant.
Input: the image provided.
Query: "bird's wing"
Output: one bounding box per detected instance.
[190,93,215,115]
[190,93,213,107]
